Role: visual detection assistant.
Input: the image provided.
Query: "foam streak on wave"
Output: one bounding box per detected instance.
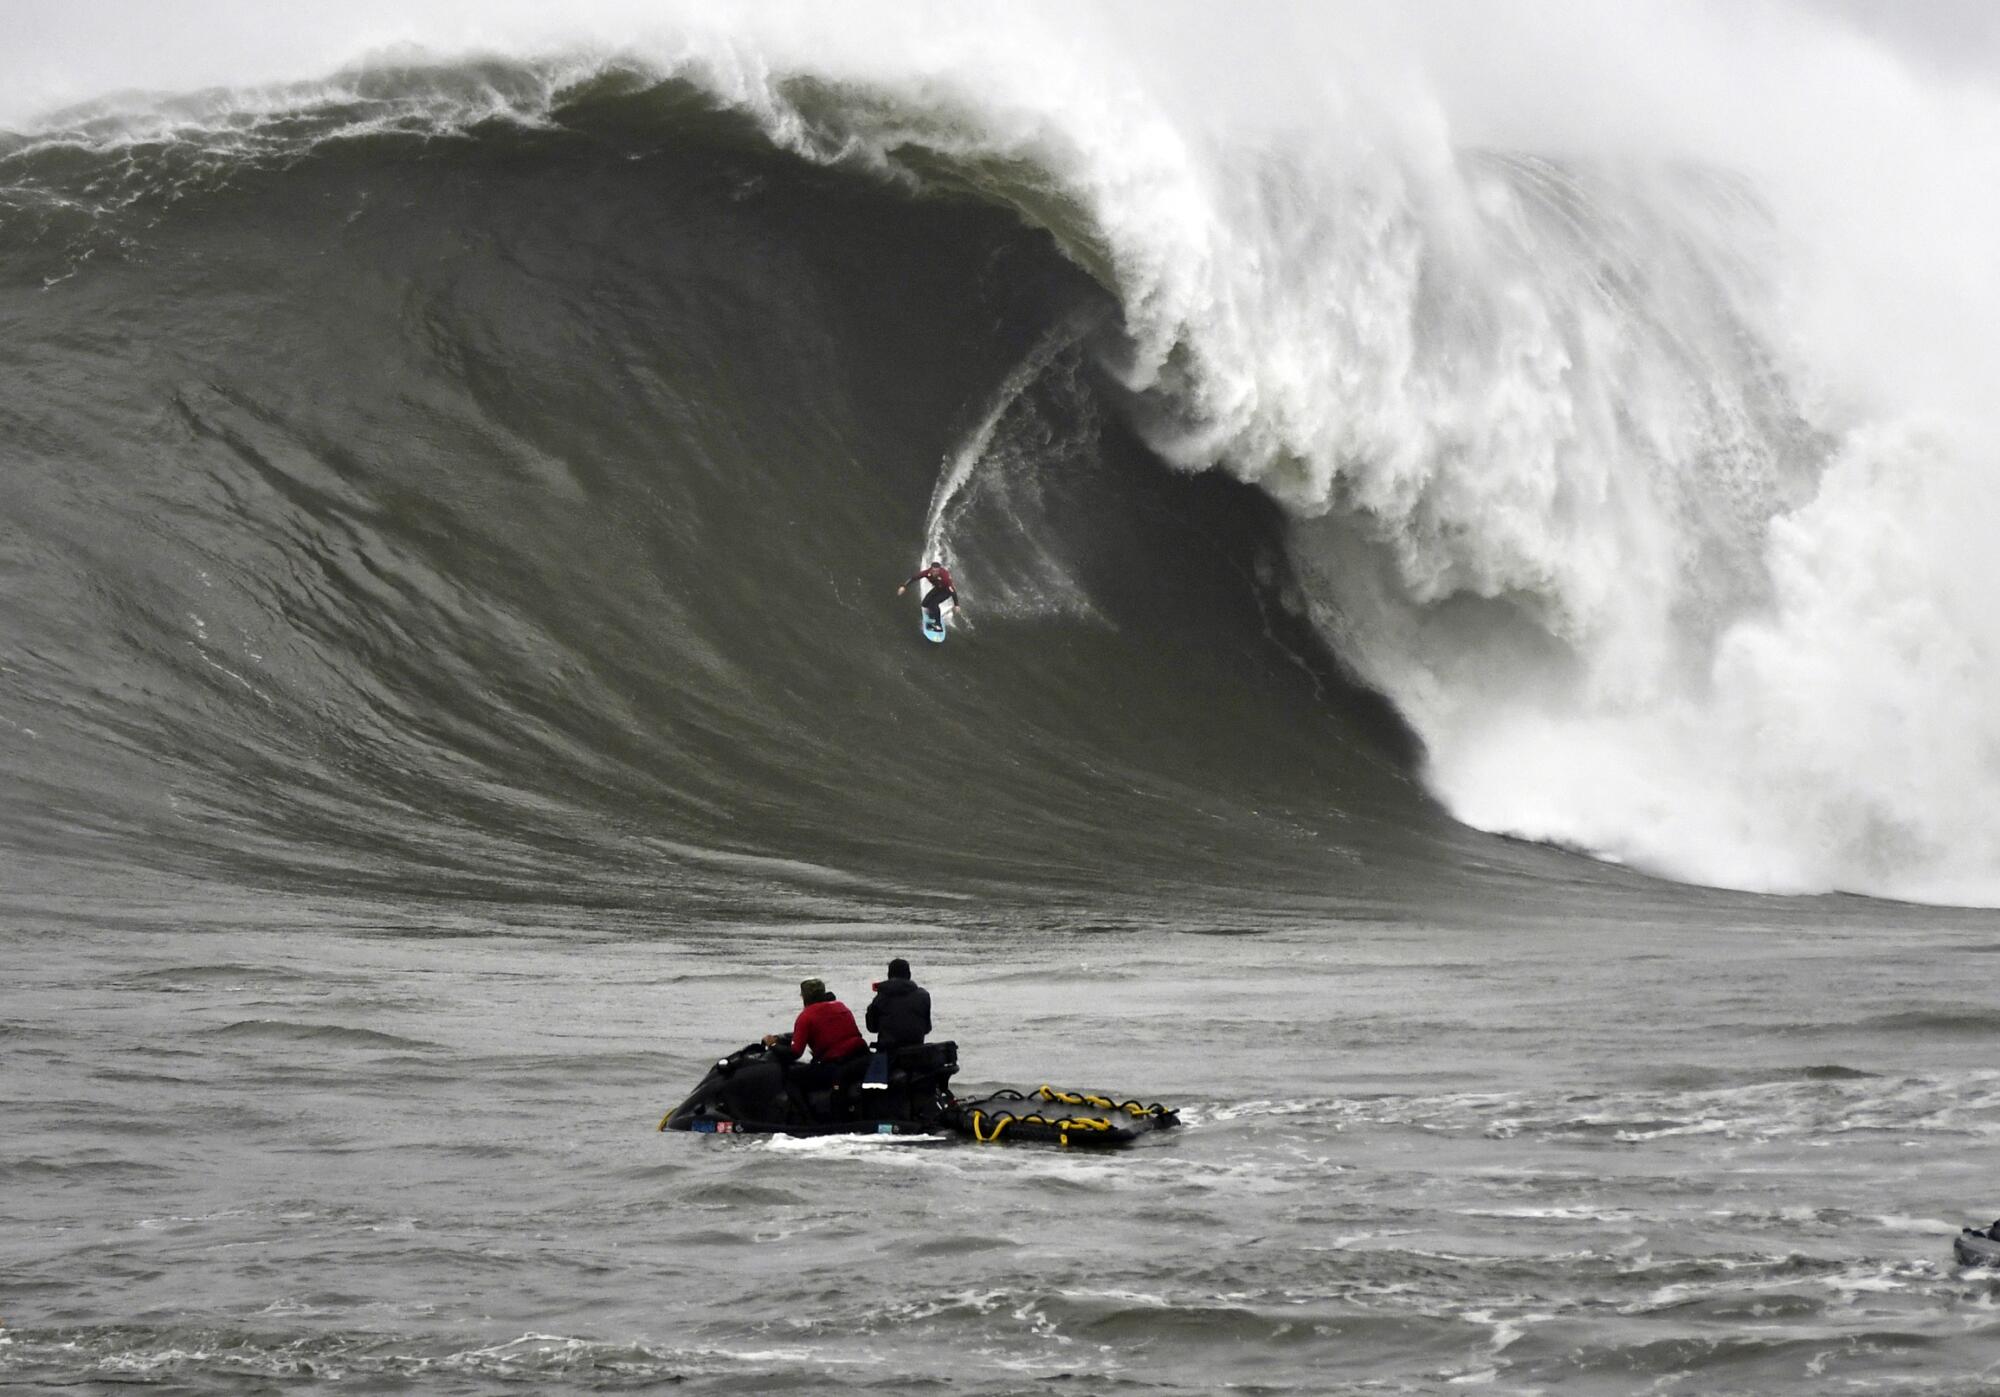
[921,313,1098,578]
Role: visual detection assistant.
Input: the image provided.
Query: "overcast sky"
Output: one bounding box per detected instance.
[3,0,1998,130]
[1821,0,2000,79]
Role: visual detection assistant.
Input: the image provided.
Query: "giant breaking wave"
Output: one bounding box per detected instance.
[4,4,1998,909]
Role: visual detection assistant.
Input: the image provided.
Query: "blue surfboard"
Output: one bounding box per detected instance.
[917,572,953,642]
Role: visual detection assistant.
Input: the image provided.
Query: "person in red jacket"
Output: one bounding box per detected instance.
[762,977,869,1103]
[898,560,961,627]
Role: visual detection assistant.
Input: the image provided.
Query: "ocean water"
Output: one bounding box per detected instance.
[12,901,2000,1392]
[5,5,2000,1392]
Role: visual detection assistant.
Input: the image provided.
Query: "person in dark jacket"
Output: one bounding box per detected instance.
[763,977,868,1097]
[865,958,933,1049]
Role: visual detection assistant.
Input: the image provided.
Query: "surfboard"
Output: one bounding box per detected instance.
[921,599,948,643]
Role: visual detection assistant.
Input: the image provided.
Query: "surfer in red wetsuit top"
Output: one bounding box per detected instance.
[762,978,869,1106]
[898,560,960,626]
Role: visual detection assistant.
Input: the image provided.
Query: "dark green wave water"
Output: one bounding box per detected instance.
[0,70,1659,923]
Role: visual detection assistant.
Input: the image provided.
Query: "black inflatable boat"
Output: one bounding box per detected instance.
[1956,1225,2000,1267]
[658,1041,1178,1148]
[659,1040,962,1137]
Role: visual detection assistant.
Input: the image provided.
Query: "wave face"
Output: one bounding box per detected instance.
[0,65,1443,919]
[4,5,1999,908]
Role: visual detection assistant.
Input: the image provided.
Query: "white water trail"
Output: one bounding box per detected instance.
[920,315,1098,578]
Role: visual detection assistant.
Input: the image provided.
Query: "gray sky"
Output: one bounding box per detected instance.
[3,0,1999,130]
[1818,0,2000,81]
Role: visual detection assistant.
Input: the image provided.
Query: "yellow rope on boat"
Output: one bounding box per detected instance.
[1033,1085,1174,1120]
[969,1108,1115,1146]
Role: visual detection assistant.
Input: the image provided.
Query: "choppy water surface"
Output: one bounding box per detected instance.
[8,896,2000,1394]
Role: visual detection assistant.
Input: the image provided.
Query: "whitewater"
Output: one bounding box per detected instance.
[630,2,2000,905]
[733,1,2000,905]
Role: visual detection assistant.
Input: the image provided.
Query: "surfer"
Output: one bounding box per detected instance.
[762,977,869,1101]
[865,958,933,1049]
[898,560,959,626]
